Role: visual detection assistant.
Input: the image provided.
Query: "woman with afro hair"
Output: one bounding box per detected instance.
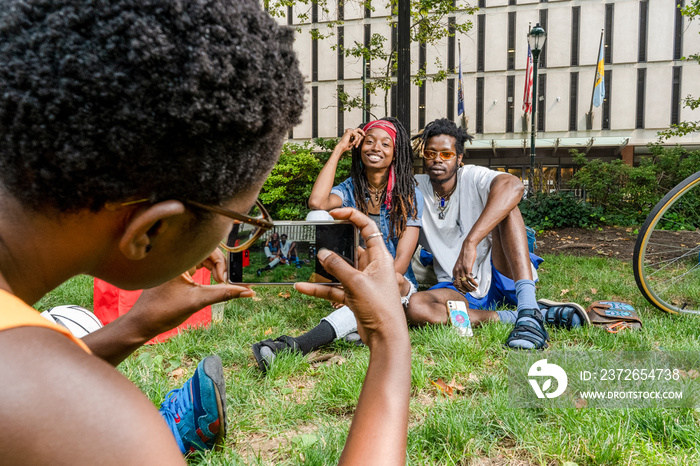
[0,0,411,464]
[253,117,422,370]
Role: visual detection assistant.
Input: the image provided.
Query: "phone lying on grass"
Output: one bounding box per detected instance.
[227,220,359,285]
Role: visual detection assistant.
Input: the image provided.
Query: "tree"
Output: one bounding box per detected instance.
[258,138,350,219]
[658,1,700,140]
[264,0,476,118]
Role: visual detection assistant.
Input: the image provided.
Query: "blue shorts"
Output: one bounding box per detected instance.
[428,253,543,321]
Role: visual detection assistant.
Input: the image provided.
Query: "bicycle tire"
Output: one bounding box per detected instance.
[633,170,700,315]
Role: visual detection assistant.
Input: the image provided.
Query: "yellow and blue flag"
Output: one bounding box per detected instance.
[592,40,605,107]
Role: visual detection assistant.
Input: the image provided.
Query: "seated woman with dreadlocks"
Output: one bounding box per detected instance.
[252,118,422,372]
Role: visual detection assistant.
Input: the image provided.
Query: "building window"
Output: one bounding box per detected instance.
[337,85,344,137]
[448,16,455,121]
[538,9,548,68]
[477,15,485,72]
[364,24,371,79]
[391,83,397,117]
[506,76,515,133]
[638,1,648,62]
[312,1,318,23]
[338,0,344,21]
[571,6,580,66]
[311,33,318,82]
[507,12,516,71]
[509,0,516,6]
[604,4,614,64]
[448,17,455,72]
[391,21,397,77]
[478,0,485,7]
[476,77,484,134]
[537,73,546,131]
[447,78,455,121]
[287,6,293,25]
[674,0,683,60]
[671,66,682,125]
[337,26,344,80]
[312,86,318,138]
[602,70,612,130]
[636,68,646,129]
[364,1,371,19]
[569,72,578,131]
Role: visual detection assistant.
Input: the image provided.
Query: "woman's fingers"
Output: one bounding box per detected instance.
[328,208,389,262]
[294,282,346,304]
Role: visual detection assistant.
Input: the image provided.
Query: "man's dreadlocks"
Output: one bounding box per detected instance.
[416,118,473,156]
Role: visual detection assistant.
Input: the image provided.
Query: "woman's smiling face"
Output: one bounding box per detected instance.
[360,127,394,170]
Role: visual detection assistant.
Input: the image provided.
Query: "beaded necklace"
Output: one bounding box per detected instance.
[433,183,457,220]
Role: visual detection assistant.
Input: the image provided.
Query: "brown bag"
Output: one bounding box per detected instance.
[586,301,642,333]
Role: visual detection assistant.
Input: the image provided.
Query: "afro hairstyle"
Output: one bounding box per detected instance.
[0,0,304,212]
[419,118,473,156]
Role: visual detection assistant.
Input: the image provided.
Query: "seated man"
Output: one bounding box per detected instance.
[279,233,302,267]
[406,119,587,349]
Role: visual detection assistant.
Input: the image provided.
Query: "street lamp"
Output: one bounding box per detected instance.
[527,23,546,195]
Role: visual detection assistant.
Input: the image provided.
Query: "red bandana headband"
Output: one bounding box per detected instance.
[362,119,397,210]
[362,120,397,146]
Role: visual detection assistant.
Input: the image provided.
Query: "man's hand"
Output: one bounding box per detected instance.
[452,240,478,294]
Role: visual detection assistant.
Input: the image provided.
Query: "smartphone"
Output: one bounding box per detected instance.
[227,220,359,285]
[446,300,474,337]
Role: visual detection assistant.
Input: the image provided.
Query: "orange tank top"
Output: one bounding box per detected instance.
[0,289,91,353]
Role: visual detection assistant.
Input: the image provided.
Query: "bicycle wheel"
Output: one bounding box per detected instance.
[634,171,700,314]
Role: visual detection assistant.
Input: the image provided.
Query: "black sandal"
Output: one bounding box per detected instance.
[538,299,590,329]
[251,335,300,373]
[505,309,549,350]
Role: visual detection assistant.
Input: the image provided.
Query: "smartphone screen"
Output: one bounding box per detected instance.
[227,220,359,285]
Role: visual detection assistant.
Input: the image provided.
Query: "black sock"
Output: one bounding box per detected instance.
[294,320,337,354]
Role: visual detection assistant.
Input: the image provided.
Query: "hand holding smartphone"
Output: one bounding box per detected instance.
[227,220,359,285]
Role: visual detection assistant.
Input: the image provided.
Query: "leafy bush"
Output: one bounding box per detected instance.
[568,145,700,226]
[519,192,602,231]
[259,138,349,220]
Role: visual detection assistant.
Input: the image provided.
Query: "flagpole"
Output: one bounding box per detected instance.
[587,30,604,130]
[458,40,468,130]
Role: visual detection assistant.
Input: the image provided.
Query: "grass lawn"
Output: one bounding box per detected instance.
[36,254,700,465]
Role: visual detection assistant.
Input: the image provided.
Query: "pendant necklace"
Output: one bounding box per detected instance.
[368,180,388,205]
[434,183,457,220]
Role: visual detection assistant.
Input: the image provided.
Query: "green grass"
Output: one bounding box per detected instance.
[38,254,700,465]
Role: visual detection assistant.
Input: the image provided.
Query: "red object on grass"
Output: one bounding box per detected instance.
[93,269,212,344]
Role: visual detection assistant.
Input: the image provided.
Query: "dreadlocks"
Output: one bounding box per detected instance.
[350,117,417,239]
[417,118,473,156]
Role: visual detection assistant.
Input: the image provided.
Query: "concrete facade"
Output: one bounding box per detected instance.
[271,0,700,184]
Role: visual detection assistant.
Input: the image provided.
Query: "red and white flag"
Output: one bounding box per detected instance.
[522,44,533,114]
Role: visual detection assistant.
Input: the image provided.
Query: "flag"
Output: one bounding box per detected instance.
[457,57,465,116]
[522,44,533,114]
[592,38,605,107]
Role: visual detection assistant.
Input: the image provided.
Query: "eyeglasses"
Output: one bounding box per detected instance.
[423,149,457,161]
[118,197,274,253]
[185,199,274,253]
